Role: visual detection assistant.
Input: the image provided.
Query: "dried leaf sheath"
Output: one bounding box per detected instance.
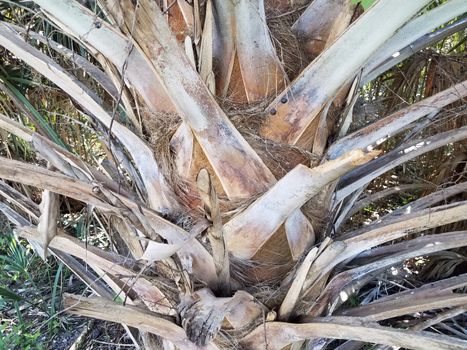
[0,22,178,212]
[234,0,288,102]
[99,0,315,262]
[0,0,466,349]
[37,189,60,259]
[0,156,217,285]
[260,0,432,147]
[225,150,378,259]
[102,0,277,198]
[292,0,356,61]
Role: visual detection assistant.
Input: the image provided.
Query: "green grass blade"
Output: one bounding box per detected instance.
[0,76,69,150]
[50,262,63,316]
[0,286,22,301]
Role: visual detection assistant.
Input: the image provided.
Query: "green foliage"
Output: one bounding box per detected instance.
[351,0,377,10]
[347,295,360,308]
[0,286,21,301]
[0,234,66,349]
[0,318,45,350]
[0,75,69,150]
[49,262,63,317]
[0,235,31,281]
